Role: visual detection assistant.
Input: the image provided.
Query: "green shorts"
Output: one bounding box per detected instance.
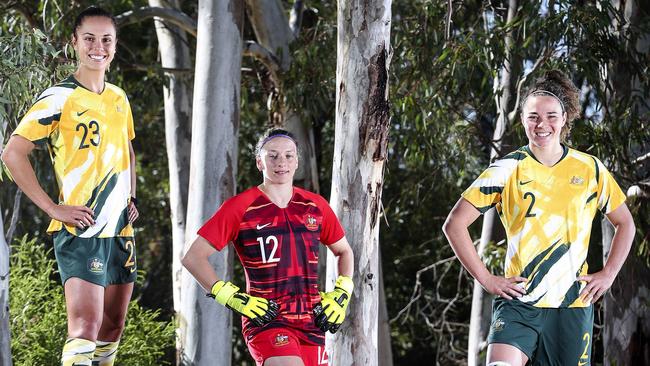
[487,297,593,366]
[53,230,137,287]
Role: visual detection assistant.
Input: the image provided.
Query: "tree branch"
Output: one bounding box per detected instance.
[243,41,281,83]
[6,188,21,245]
[445,0,453,40]
[115,6,197,37]
[508,46,552,123]
[289,0,304,36]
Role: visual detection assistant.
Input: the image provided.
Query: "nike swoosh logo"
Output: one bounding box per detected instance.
[77,109,89,116]
[256,223,271,230]
[519,180,532,185]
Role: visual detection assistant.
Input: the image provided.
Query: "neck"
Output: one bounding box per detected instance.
[74,68,105,94]
[258,182,293,208]
[529,142,565,166]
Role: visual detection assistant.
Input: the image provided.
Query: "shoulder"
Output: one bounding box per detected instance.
[480,147,529,180]
[293,187,328,205]
[565,147,604,172]
[104,82,129,100]
[221,187,263,211]
[35,77,79,105]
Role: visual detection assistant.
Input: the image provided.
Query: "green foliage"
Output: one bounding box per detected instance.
[9,235,175,365]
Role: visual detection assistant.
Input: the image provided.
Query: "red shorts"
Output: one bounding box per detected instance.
[246,327,328,366]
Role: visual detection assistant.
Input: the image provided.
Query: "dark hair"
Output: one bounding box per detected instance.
[73,6,118,38]
[254,128,299,157]
[520,70,580,141]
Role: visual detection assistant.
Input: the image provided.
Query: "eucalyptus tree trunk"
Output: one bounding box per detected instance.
[178,1,243,365]
[148,0,192,323]
[602,1,650,364]
[0,202,11,366]
[468,1,517,365]
[326,1,391,365]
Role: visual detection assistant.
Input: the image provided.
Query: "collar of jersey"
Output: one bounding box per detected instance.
[523,144,568,167]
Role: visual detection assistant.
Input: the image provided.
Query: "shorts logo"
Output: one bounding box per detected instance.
[273,333,290,347]
[304,214,320,231]
[570,176,584,185]
[88,257,105,274]
[492,318,505,332]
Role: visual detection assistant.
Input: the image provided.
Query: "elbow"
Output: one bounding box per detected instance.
[180,250,192,270]
[442,216,453,239]
[1,147,12,167]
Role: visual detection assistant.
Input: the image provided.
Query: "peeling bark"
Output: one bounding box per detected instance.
[327,1,392,365]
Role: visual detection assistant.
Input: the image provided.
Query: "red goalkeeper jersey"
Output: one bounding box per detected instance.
[198,186,345,345]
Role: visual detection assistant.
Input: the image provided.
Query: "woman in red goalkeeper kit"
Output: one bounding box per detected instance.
[182,128,355,366]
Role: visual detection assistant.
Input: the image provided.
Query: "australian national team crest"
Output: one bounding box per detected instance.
[304,213,320,231]
[88,257,105,274]
[273,333,290,347]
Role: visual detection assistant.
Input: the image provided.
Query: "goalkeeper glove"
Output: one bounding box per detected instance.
[208,280,279,327]
[313,275,354,333]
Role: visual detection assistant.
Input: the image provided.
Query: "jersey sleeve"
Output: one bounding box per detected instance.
[13,87,68,146]
[197,197,244,251]
[317,196,345,245]
[125,95,135,140]
[461,157,516,213]
[595,158,626,214]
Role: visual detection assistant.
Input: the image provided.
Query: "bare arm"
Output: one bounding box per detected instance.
[443,198,526,299]
[327,236,354,278]
[127,140,139,223]
[1,135,93,228]
[180,235,220,291]
[578,203,635,302]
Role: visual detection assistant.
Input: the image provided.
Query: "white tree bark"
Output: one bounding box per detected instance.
[178,1,243,365]
[327,1,391,365]
[0,201,12,366]
[468,2,517,365]
[148,0,192,324]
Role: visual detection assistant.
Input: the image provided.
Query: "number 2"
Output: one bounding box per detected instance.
[523,192,537,218]
[579,332,590,365]
[124,240,136,272]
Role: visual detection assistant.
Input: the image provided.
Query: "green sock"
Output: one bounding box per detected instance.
[92,340,120,366]
[61,338,95,366]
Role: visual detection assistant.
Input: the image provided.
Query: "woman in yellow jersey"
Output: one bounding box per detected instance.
[443,70,635,366]
[1,7,137,366]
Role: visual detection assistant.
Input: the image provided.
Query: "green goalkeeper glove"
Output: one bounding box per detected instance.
[208,280,279,327]
[313,275,354,333]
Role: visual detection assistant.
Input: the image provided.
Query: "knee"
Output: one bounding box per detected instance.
[67,314,102,340]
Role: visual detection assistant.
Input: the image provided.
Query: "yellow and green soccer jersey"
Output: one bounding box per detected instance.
[462,145,626,308]
[13,76,135,238]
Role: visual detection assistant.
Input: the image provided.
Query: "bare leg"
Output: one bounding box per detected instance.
[487,343,529,366]
[97,283,133,341]
[64,278,104,340]
[264,356,305,366]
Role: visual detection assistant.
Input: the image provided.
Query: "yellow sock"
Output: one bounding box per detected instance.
[61,338,95,366]
[92,340,120,366]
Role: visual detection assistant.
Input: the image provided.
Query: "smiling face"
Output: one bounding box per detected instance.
[256,137,299,185]
[72,16,116,74]
[521,95,567,149]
